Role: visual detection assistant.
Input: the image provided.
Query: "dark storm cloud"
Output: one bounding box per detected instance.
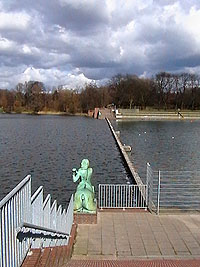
[6,0,109,33]
[0,0,200,88]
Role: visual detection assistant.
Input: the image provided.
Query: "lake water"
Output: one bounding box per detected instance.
[2,116,200,209]
[113,120,200,183]
[0,114,129,208]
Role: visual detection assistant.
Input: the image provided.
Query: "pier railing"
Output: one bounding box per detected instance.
[0,175,74,267]
[158,170,200,213]
[146,163,200,214]
[98,184,147,209]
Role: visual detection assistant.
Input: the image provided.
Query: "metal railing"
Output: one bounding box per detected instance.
[146,163,200,214]
[0,175,31,267]
[0,175,74,267]
[158,170,200,213]
[98,184,147,209]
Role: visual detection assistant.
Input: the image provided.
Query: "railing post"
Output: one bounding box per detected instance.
[31,186,44,227]
[98,184,100,209]
[157,170,161,215]
[43,194,51,229]
[99,184,103,210]
[146,163,150,209]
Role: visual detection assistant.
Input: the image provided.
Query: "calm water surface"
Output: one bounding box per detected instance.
[113,120,200,182]
[0,114,129,207]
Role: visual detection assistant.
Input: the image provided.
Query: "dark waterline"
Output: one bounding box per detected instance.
[0,114,129,208]
[113,120,200,182]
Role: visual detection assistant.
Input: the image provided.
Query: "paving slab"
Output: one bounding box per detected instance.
[72,211,200,260]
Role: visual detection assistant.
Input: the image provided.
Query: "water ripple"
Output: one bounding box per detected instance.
[0,114,127,207]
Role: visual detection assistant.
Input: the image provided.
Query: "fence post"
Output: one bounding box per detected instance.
[157,170,161,215]
[98,184,102,210]
[146,163,150,209]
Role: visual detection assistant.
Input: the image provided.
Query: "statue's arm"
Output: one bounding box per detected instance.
[73,169,81,183]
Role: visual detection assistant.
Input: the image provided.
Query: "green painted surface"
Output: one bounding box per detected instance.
[73,159,96,213]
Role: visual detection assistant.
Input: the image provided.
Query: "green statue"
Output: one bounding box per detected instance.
[72,159,96,213]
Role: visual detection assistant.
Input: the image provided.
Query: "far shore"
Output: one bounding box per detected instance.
[2,109,200,120]
[115,109,200,121]
[0,111,88,116]
[37,111,88,116]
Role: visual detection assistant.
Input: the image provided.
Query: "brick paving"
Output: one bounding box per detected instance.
[64,259,200,266]
[72,212,200,260]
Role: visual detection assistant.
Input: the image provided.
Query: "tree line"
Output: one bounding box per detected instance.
[0,72,200,114]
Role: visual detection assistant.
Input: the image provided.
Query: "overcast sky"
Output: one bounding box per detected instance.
[1,0,200,89]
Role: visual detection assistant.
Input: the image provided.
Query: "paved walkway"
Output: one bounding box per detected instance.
[72,211,200,260]
[65,259,200,266]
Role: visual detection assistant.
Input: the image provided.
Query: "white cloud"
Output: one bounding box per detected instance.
[184,7,200,48]
[126,20,135,32]
[0,37,15,51]
[0,0,200,89]
[184,66,200,74]
[0,66,94,89]
[22,45,32,54]
[0,11,30,30]
[64,73,94,89]
[20,67,94,89]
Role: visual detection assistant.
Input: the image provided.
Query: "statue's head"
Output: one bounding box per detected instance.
[81,159,89,170]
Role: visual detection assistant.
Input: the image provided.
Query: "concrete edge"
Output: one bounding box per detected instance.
[105,118,144,186]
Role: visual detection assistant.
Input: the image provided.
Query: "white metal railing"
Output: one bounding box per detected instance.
[0,175,74,267]
[157,170,200,214]
[0,175,31,267]
[146,163,200,214]
[98,184,147,209]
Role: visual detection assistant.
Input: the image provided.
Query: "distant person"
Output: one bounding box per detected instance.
[97,110,101,119]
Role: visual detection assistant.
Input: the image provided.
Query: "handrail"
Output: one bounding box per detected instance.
[0,175,74,267]
[43,194,51,208]
[31,186,43,203]
[0,175,31,208]
[51,199,57,212]
[17,222,70,237]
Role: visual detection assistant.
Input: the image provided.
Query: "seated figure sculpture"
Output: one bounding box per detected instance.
[72,159,96,213]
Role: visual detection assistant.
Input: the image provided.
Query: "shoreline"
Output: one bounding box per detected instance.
[2,110,200,120]
[0,111,88,116]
